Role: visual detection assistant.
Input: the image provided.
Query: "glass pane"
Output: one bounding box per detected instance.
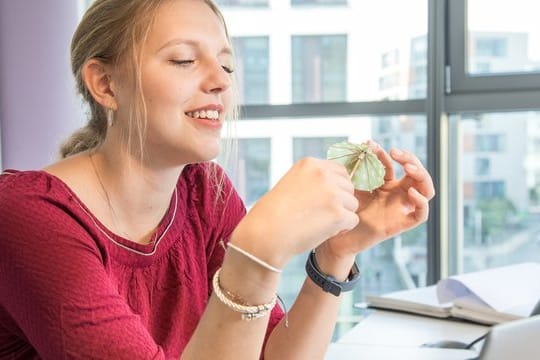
[292,137,347,162]
[232,37,269,105]
[467,0,540,75]
[292,35,347,103]
[218,114,427,338]
[449,111,540,274]
[219,138,271,207]
[217,0,428,104]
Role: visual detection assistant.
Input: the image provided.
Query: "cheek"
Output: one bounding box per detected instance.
[141,65,186,105]
[143,83,191,117]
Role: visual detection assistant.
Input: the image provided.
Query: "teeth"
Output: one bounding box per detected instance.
[186,110,219,120]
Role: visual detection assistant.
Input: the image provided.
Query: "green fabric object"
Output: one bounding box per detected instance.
[327,141,385,191]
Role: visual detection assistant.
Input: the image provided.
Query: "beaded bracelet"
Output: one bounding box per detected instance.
[212,268,277,321]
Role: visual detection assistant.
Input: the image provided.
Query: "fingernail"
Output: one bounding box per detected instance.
[392,148,403,156]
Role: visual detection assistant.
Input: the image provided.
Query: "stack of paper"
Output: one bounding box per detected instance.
[363,262,540,325]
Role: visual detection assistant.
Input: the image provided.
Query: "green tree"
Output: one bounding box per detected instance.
[477,197,516,242]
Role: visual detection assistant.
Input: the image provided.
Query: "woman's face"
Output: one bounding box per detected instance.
[114,0,234,167]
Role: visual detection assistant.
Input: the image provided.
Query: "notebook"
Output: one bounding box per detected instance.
[362,262,540,325]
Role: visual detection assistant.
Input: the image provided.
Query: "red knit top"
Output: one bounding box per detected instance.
[0,164,283,359]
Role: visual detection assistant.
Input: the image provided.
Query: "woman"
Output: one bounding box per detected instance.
[0,0,435,358]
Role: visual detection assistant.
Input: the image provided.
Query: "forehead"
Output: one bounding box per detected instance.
[147,0,230,52]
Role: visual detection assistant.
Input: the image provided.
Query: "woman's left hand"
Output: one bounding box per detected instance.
[323,141,435,260]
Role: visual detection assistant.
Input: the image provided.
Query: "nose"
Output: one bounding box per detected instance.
[202,60,232,94]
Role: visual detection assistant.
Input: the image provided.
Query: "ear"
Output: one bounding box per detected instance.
[81,59,118,111]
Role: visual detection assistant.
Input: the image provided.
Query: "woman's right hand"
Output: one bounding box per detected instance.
[230,157,359,269]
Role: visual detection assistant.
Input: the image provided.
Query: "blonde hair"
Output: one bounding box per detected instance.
[61,0,238,162]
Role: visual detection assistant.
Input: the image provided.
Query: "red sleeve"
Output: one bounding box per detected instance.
[0,175,169,359]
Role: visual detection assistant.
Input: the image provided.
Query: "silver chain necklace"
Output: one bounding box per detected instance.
[88,153,129,239]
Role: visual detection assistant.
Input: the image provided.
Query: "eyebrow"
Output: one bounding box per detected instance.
[157,38,232,56]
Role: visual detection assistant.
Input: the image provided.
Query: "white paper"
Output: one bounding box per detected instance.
[437,262,540,314]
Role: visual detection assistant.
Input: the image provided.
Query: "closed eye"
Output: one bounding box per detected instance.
[170,59,234,74]
[222,65,234,74]
[170,59,194,67]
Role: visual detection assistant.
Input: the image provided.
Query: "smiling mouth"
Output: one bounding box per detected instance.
[185,110,220,121]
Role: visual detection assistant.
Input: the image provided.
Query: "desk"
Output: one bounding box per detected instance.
[325,310,490,360]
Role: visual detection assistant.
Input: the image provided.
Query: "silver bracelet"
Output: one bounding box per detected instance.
[212,268,277,321]
[227,242,283,273]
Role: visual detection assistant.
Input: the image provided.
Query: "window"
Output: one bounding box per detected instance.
[475,158,490,176]
[474,181,506,199]
[291,35,347,103]
[475,134,505,152]
[381,49,400,68]
[292,137,347,162]
[291,0,347,5]
[220,138,271,207]
[450,0,540,92]
[232,36,269,104]
[214,0,268,7]
[475,38,507,58]
[471,34,508,58]
[217,0,428,339]
[468,1,540,75]
[449,111,540,274]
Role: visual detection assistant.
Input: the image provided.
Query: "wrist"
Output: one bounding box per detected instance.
[219,244,281,304]
[305,249,361,297]
[314,242,356,281]
[230,224,291,270]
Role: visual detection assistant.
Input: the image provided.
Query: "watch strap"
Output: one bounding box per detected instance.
[305,250,361,297]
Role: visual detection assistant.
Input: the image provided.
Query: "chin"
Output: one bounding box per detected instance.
[198,146,221,163]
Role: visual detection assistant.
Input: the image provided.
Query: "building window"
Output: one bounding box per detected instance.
[475,134,505,152]
[381,49,399,68]
[474,181,506,199]
[232,36,269,104]
[475,158,490,176]
[214,0,268,7]
[475,38,507,58]
[292,35,347,103]
[293,136,347,162]
[291,0,347,5]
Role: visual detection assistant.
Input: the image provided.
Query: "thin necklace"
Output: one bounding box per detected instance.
[89,153,128,239]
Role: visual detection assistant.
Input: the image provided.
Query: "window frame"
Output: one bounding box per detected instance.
[235,0,540,284]
[447,0,540,95]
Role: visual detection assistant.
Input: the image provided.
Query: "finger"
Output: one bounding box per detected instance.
[403,163,436,200]
[408,187,430,223]
[342,191,360,212]
[321,158,353,179]
[390,148,425,168]
[367,141,395,181]
[333,171,356,194]
[310,159,359,211]
[336,208,360,233]
[390,149,435,200]
[326,173,358,212]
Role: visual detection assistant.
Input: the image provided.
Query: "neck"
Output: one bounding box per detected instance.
[88,149,183,244]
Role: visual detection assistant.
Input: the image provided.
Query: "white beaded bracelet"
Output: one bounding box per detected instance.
[212,268,277,321]
[227,242,283,273]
